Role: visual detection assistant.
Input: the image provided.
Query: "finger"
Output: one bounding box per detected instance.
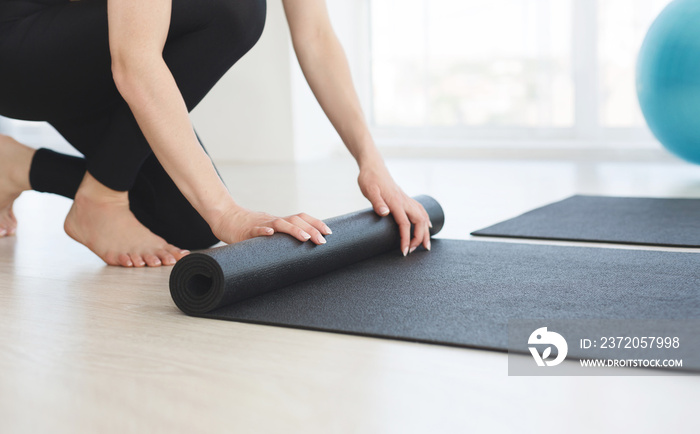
[389,204,411,256]
[410,200,432,231]
[290,215,326,244]
[419,208,432,250]
[250,226,275,238]
[366,186,390,216]
[409,220,426,254]
[271,218,312,243]
[423,208,432,230]
[423,226,431,251]
[405,202,431,252]
[297,212,332,235]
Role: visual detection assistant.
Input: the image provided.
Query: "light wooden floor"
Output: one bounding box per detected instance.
[2,153,700,434]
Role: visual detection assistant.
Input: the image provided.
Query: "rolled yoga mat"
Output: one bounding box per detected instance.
[471,195,700,247]
[170,196,700,371]
[171,195,445,314]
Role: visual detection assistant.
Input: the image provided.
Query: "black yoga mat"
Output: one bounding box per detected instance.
[170,196,700,371]
[472,195,700,247]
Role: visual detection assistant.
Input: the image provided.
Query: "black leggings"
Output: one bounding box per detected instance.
[0,0,266,249]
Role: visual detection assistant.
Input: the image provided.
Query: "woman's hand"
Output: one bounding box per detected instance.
[210,205,332,246]
[358,162,432,256]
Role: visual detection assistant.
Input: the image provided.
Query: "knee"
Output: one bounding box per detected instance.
[213,0,267,57]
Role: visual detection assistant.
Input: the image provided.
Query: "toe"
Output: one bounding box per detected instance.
[143,254,162,267]
[167,245,190,261]
[118,253,134,267]
[156,249,177,266]
[103,252,118,266]
[129,253,146,267]
[6,219,17,236]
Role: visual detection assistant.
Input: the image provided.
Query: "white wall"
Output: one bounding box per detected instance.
[191,0,371,164]
[190,1,295,163]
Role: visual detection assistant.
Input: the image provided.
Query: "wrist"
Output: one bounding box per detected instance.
[200,195,241,228]
[344,131,383,171]
[355,147,386,172]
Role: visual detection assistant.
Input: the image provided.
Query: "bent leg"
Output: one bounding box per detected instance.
[1,0,266,191]
[29,141,219,251]
[0,0,266,262]
[129,152,220,251]
[29,149,86,199]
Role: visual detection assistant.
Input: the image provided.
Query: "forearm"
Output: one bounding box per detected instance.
[293,31,385,170]
[113,59,236,223]
[107,0,237,227]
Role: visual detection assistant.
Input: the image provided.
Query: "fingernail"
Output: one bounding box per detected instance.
[266,228,274,235]
[429,220,433,229]
[379,207,390,216]
[409,246,417,254]
[302,232,311,240]
[0,229,6,236]
[426,240,431,251]
[324,225,332,235]
[402,247,408,257]
[180,250,190,254]
[317,236,327,244]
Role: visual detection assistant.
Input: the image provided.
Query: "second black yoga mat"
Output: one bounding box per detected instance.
[471,195,700,247]
[170,196,700,371]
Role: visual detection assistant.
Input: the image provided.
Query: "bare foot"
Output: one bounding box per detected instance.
[0,134,34,237]
[64,173,190,267]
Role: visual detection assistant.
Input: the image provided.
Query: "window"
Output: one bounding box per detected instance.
[598,0,670,127]
[370,0,672,145]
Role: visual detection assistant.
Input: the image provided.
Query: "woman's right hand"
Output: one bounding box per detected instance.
[210,205,332,246]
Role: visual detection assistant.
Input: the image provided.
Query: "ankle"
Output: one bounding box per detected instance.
[13,146,34,192]
[75,172,129,207]
[1,135,34,192]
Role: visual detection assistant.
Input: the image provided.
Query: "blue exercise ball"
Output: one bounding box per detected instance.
[637,0,700,164]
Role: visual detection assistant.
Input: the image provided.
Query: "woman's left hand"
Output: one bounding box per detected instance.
[357,162,432,256]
